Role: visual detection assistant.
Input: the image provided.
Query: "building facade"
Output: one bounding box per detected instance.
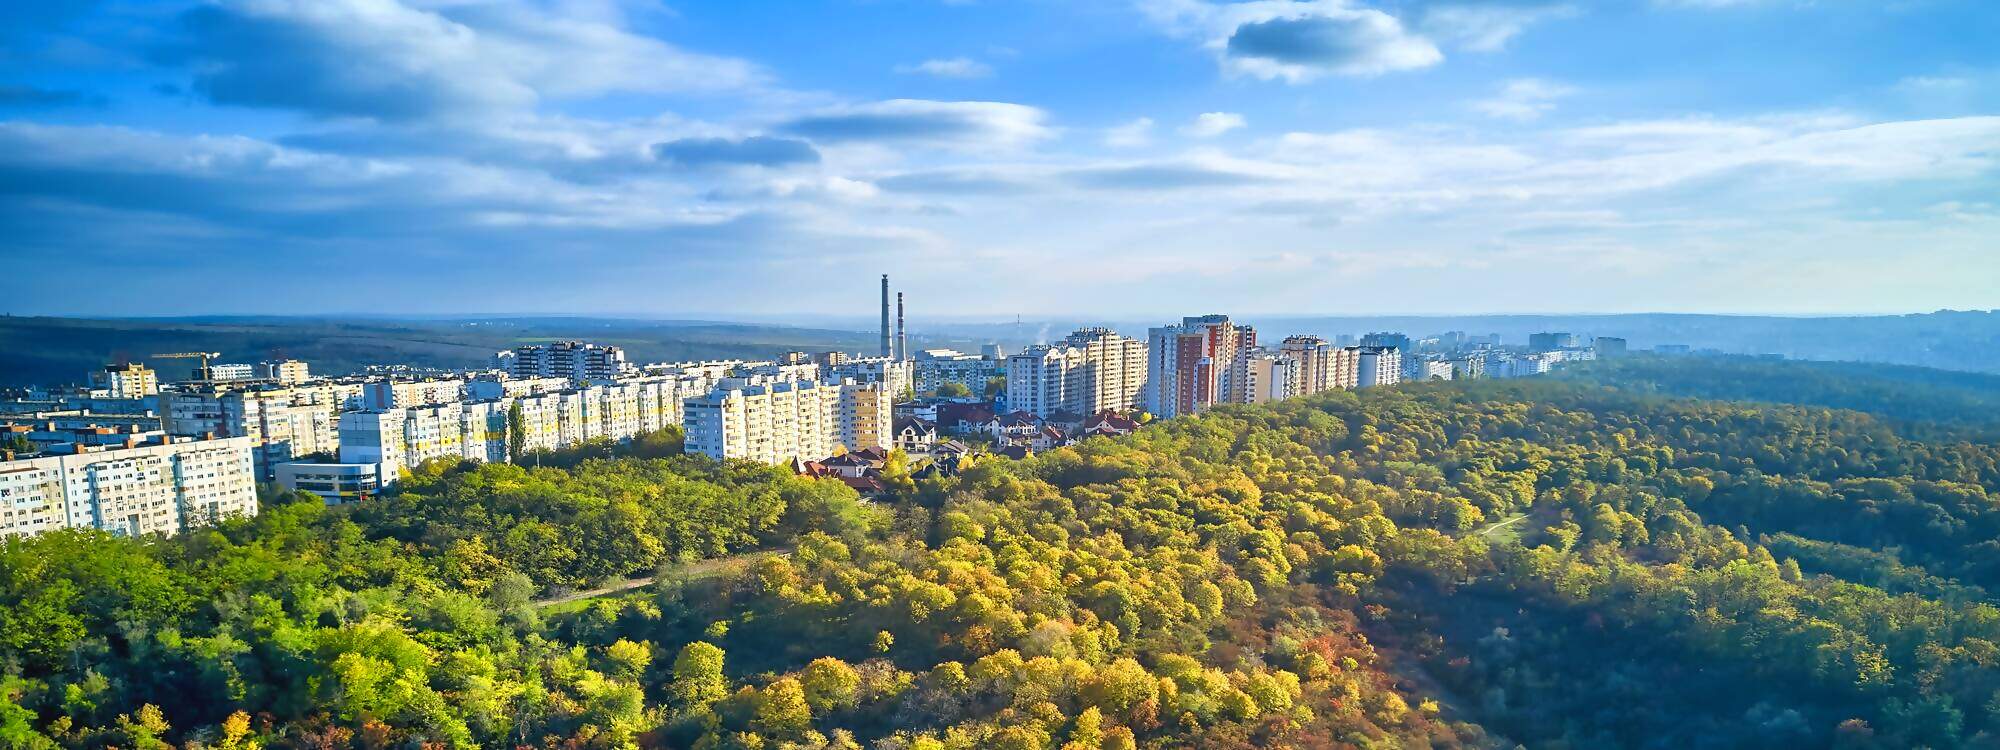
[1357,347,1403,388]
[1006,328,1148,418]
[505,341,633,383]
[90,363,159,398]
[0,436,258,539]
[1145,315,1257,418]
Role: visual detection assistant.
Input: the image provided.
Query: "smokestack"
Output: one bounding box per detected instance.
[896,292,907,361]
[879,275,892,357]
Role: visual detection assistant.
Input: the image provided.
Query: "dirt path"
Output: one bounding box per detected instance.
[534,548,786,608]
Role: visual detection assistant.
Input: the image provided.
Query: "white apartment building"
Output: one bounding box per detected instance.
[914,350,999,395]
[208,364,256,382]
[1278,336,1365,395]
[274,461,386,505]
[1006,328,1148,418]
[326,373,710,482]
[684,379,839,465]
[0,436,258,539]
[1242,350,1301,404]
[834,381,893,454]
[162,384,346,479]
[259,360,311,385]
[828,357,914,401]
[1357,347,1403,388]
[506,341,633,383]
[361,378,467,410]
[90,363,159,398]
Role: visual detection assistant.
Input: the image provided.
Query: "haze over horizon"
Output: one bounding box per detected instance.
[4,0,1997,316]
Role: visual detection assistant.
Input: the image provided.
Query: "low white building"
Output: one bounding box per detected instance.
[275,461,387,505]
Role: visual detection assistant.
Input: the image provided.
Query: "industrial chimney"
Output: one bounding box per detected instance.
[896,292,907,361]
[879,274,892,357]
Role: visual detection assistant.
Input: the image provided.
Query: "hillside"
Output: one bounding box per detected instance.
[3,364,1998,748]
[0,316,906,385]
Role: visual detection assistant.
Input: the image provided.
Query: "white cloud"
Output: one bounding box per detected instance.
[894,57,995,79]
[1183,112,1247,137]
[1472,78,1577,121]
[1420,3,1578,53]
[154,0,764,121]
[1104,117,1156,147]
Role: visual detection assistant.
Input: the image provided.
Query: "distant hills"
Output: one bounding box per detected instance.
[6,309,2000,386]
[0,316,914,386]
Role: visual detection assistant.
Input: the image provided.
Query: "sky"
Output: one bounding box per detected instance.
[1,0,1997,319]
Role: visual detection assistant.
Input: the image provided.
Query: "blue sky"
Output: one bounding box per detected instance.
[1,0,1996,318]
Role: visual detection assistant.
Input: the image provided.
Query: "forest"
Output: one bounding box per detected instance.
[3,356,1998,748]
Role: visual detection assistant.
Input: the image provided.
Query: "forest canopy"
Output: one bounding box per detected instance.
[3,356,1998,749]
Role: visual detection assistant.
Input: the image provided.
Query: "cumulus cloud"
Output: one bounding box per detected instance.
[895,57,994,79]
[1472,78,1576,121]
[653,136,821,168]
[1183,112,1247,137]
[150,0,761,121]
[776,99,1053,147]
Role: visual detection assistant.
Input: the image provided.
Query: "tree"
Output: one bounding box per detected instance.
[507,400,526,462]
[752,678,813,735]
[935,382,973,398]
[670,642,730,709]
[604,639,653,681]
[800,658,860,715]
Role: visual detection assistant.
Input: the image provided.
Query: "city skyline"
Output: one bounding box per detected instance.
[4,1,1998,317]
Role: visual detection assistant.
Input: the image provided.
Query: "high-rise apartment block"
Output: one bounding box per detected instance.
[1278,336,1363,394]
[1007,328,1147,418]
[0,436,258,539]
[1146,315,1256,418]
[1529,332,1579,352]
[162,383,350,478]
[259,359,312,385]
[90,363,159,398]
[1357,347,1403,388]
[828,357,914,400]
[914,349,1001,395]
[1241,349,1300,404]
[505,341,633,383]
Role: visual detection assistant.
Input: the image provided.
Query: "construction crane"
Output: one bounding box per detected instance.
[152,352,222,381]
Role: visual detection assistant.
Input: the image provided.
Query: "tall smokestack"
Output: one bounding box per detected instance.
[879,274,891,357]
[896,292,907,361]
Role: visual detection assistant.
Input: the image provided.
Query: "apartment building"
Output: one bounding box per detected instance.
[259,360,311,385]
[1006,328,1148,418]
[835,382,893,454]
[1358,347,1403,388]
[504,340,633,383]
[1145,315,1257,418]
[1278,336,1365,394]
[90,363,159,398]
[361,378,467,410]
[828,357,914,400]
[914,349,1000,395]
[162,383,346,479]
[0,436,258,539]
[684,379,839,465]
[1241,349,1300,404]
